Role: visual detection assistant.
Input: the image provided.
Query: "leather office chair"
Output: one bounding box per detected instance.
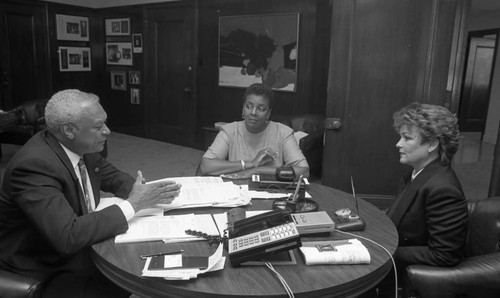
[0,99,47,159]
[403,196,500,298]
[271,114,325,179]
[0,270,42,298]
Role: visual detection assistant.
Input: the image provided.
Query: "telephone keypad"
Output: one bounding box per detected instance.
[229,222,298,253]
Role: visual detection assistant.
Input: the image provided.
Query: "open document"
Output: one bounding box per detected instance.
[142,244,225,280]
[115,213,220,244]
[148,176,251,211]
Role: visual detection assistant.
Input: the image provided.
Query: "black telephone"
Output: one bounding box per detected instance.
[227,209,302,266]
[275,166,296,181]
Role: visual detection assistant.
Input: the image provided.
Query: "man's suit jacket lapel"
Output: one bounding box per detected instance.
[43,131,87,214]
[389,159,443,227]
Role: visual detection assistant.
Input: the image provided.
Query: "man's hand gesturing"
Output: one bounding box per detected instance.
[127,171,181,212]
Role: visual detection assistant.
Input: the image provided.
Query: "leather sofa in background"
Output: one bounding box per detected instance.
[404,196,500,298]
[271,114,325,179]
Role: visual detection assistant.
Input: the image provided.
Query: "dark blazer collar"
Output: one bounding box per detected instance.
[43,131,79,182]
[389,158,444,226]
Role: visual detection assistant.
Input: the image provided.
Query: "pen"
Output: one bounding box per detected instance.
[291,175,304,202]
[140,250,184,259]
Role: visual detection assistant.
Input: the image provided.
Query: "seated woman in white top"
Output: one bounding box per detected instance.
[198,83,309,179]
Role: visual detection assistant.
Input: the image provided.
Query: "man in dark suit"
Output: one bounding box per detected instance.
[0,89,181,297]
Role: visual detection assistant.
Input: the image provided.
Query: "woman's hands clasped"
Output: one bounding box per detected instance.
[251,147,277,167]
[127,171,181,212]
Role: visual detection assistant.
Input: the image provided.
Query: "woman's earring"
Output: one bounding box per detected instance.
[242,113,245,119]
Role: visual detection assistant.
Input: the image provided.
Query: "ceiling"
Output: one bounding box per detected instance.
[471,0,500,14]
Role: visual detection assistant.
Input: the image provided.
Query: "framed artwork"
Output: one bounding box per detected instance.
[105,18,130,36]
[129,71,141,84]
[130,88,140,105]
[111,71,127,91]
[58,47,91,72]
[218,13,299,92]
[132,34,143,53]
[106,42,133,66]
[56,14,89,41]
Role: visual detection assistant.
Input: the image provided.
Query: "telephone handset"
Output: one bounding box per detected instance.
[227,209,301,266]
[275,166,296,181]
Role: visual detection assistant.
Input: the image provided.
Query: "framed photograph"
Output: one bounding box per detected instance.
[129,71,141,84]
[130,88,140,105]
[106,42,133,66]
[219,13,299,92]
[105,18,130,36]
[58,47,91,72]
[132,34,143,53]
[56,14,89,41]
[111,71,127,91]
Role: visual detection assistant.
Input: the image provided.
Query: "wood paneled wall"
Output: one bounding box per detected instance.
[196,0,332,134]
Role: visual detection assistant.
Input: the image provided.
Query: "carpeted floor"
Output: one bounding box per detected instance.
[0,132,494,201]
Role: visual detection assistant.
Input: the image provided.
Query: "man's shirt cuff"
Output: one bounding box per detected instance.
[119,200,135,221]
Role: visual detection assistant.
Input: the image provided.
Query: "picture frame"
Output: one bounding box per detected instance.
[132,34,143,53]
[130,88,140,105]
[56,14,89,41]
[106,42,133,66]
[218,13,299,92]
[111,71,127,91]
[58,47,91,72]
[129,71,141,85]
[105,18,130,36]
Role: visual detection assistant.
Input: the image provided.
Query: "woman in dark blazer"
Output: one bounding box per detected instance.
[378,102,468,297]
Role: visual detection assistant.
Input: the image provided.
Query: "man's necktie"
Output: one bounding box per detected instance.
[78,158,93,213]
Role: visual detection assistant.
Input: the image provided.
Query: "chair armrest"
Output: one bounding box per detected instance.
[404,252,500,298]
[299,130,323,152]
[0,269,42,298]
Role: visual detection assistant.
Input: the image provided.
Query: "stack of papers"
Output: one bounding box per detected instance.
[299,239,371,265]
[115,213,220,244]
[142,244,225,280]
[148,176,251,211]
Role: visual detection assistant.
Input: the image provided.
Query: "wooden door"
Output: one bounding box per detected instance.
[144,2,197,147]
[458,36,496,134]
[0,1,50,110]
[322,0,467,196]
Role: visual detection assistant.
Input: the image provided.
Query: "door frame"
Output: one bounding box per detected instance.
[458,28,499,138]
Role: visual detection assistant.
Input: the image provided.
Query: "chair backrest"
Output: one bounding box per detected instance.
[465,196,500,257]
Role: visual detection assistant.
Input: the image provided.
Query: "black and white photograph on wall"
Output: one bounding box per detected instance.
[111,71,127,91]
[58,47,91,71]
[105,18,130,36]
[56,14,90,41]
[132,34,143,53]
[106,43,133,66]
[129,71,141,84]
[130,88,140,105]
[218,13,299,92]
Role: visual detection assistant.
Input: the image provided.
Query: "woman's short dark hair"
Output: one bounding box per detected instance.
[393,102,460,165]
[243,83,275,108]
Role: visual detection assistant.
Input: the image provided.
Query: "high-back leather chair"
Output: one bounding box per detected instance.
[271,114,325,179]
[404,197,500,298]
[0,99,47,159]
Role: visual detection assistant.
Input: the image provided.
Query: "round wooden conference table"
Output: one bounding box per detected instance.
[92,183,398,298]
